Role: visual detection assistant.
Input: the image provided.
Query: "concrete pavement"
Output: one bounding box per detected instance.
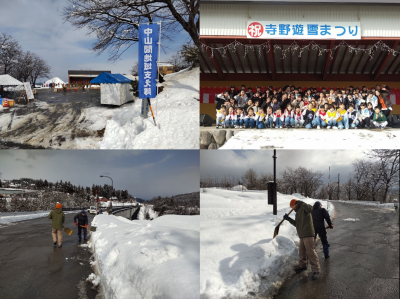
[0,212,98,299]
[274,201,399,299]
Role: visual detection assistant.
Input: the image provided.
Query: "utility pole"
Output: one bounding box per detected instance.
[273,150,277,215]
[337,173,340,201]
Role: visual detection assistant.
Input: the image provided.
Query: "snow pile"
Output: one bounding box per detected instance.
[343,218,360,222]
[99,67,199,149]
[0,210,78,225]
[89,214,199,299]
[201,189,334,298]
[230,185,248,191]
[335,200,395,208]
[137,204,158,220]
[220,129,400,149]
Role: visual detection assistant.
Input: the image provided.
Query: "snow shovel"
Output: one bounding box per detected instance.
[273,208,294,239]
[64,226,73,235]
[147,98,157,127]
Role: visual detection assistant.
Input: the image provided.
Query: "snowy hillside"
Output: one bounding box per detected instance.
[88,214,199,299]
[200,188,334,298]
[99,67,199,149]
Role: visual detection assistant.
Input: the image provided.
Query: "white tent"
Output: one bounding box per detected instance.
[91,73,134,106]
[44,77,66,86]
[0,74,23,86]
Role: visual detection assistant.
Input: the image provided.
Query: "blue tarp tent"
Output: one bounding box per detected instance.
[90,72,134,106]
[90,72,131,84]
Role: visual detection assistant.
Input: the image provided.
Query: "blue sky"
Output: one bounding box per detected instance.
[0,150,200,199]
[0,0,190,82]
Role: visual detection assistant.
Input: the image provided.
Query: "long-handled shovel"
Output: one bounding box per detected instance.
[63,226,73,235]
[147,98,157,127]
[273,208,294,239]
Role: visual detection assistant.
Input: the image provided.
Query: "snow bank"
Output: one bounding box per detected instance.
[99,67,199,149]
[201,189,334,298]
[334,200,395,208]
[89,214,199,299]
[343,218,360,222]
[0,210,78,225]
[230,185,248,191]
[220,129,400,149]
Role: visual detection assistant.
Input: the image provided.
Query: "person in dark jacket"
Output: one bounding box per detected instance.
[48,203,65,248]
[311,201,333,259]
[214,91,230,110]
[74,210,89,241]
[283,199,321,280]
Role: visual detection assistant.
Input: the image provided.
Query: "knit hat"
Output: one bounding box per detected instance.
[56,203,62,209]
[289,199,298,208]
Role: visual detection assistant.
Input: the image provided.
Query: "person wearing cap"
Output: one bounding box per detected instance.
[311,201,333,259]
[48,203,65,248]
[283,199,321,280]
[74,210,89,241]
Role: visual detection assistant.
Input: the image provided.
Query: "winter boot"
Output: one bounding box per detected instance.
[58,244,62,248]
[294,266,307,274]
[53,242,57,246]
[323,244,330,259]
[312,272,320,280]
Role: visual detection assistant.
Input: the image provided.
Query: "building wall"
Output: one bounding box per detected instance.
[69,76,95,86]
[200,80,400,119]
[200,3,400,38]
[159,66,174,75]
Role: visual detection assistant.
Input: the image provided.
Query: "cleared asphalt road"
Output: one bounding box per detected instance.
[274,202,399,299]
[0,212,98,299]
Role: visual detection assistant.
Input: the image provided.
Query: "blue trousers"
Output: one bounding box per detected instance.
[244,118,255,128]
[78,226,87,240]
[256,119,265,129]
[285,117,295,126]
[275,118,283,127]
[235,119,244,126]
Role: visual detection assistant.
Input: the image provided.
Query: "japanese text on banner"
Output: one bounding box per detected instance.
[247,21,361,40]
[139,24,159,99]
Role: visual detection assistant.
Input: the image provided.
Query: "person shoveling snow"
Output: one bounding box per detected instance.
[283,199,321,280]
[311,201,333,259]
[74,210,88,241]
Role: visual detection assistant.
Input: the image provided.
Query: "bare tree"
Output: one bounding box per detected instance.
[63,0,199,62]
[368,150,399,203]
[0,32,22,75]
[30,54,51,85]
[130,61,139,76]
[242,168,258,190]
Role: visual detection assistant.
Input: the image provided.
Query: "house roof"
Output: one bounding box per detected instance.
[68,70,111,75]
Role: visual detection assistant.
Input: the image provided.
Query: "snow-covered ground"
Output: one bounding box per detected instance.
[98,67,199,149]
[88,214,199,299]
[220,129,400,149]
[0,210,78,226]
[0,68,199,149]
[201,188,334,299]
[333,200,395,208]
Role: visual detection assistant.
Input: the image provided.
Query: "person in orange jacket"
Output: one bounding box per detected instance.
[74,210,88,241]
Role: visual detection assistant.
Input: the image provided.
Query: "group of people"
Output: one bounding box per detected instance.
[214,84,394,130]
[47,203,89,248]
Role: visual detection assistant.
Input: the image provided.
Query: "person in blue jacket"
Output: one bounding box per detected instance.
[74,210,89,241]
[311,201,333,259]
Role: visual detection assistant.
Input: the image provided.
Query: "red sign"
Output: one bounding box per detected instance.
[247,22,264,38]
